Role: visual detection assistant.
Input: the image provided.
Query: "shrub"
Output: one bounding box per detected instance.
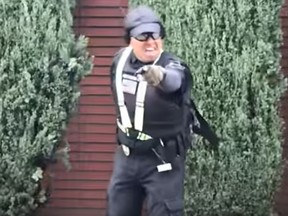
[129,0,285,215]
[0,0,93,215]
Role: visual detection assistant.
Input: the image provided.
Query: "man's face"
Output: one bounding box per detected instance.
[130,32,163,63]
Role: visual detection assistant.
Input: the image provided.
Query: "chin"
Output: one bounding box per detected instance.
[143,54,158,62]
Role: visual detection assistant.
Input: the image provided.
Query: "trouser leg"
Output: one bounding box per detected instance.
[106,147,145,216]
[141,139,186,216]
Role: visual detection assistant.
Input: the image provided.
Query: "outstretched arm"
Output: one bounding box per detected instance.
[137,60,187,93]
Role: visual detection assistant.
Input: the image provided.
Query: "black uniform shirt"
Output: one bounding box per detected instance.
[110,49,191,138]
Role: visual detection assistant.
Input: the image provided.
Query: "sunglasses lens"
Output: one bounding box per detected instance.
[152,33,160,39]
[135,34,147,41]
[134,32,161,41]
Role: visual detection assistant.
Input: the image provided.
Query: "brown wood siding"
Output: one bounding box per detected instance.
[34,0,128,216]
[274,1,288,215]
[34,0,288,215]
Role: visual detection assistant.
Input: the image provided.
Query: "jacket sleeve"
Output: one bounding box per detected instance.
[159,59,191,93]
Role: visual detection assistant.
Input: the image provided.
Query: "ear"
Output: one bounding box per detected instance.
[124,29,131,44]
[160,23,166,39]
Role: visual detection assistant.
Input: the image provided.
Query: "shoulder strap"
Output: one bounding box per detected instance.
[115,46,133,128]
[183,64,220,147]
[189,98,220,146]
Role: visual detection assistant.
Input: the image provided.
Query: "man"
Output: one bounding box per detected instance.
[106,5,194,216]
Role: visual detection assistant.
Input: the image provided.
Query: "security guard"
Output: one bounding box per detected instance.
[106,5,195,216]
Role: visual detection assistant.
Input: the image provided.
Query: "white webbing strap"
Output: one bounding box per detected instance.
[134,81,147,131]
[115,46,133,128]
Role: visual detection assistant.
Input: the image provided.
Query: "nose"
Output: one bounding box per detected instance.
[145,37,155,44]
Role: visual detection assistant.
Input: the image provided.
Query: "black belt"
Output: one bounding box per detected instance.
[117,128,160,154]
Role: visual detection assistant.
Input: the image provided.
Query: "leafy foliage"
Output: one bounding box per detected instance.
[0,0,93,215]
[130,0,285,215]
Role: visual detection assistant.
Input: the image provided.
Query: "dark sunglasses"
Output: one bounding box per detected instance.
[134,32,161,42]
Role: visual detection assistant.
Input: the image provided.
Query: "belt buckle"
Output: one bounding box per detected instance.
[121,144,130,156]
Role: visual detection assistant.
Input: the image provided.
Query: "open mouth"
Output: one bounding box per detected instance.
[144,47,157,55]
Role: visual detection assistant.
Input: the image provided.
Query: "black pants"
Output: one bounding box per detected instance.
[106,139,186,216]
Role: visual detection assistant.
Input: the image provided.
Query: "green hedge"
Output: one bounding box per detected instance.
[0,0,93,215]
[129,0,285,215]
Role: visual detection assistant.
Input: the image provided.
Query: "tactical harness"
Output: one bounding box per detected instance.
[115,46,219,155]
